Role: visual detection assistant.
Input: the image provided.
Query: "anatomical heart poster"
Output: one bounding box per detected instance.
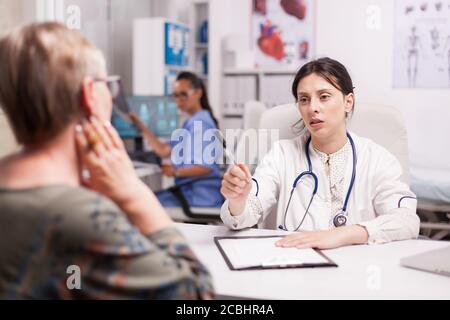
[394,0,450,88]
[253,0,315,68]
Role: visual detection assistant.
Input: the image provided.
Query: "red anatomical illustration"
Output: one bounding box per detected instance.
[258,20,285,61]
[280,0,307,20]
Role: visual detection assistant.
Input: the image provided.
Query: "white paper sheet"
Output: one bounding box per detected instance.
[218,237,329,269]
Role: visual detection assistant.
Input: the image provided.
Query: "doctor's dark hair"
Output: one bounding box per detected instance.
[291,57,355,134]
[176,71,219,129]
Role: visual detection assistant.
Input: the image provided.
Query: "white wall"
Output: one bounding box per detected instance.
[0,0,36,34]
[315,0,450,170]
[109,0,153,93]
[110,0,191,93]
[213,0,450,171]
[209,0,252,123]
[0,1,20,35]
[0,111,19,157]
[0,0,36,156]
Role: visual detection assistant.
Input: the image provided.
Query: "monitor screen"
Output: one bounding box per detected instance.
[111,96,179,138]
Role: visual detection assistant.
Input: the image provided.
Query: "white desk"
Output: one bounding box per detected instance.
[176,223,450,300]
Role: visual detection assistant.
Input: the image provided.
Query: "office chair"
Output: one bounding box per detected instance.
[161,176,224,221]
[160,138,226,223]
[235,101,267,173]
[257,102,411,229]
[242,101,267,132]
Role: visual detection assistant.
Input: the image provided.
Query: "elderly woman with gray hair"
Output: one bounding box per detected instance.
[0,22,213,299]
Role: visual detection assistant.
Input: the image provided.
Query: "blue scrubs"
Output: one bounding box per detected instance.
[157,110,224,208]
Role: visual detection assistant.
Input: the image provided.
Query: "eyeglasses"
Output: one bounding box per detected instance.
[94,75,121,99]
[171,90,194,99]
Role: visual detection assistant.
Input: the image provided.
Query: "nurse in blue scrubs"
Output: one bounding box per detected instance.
[129,71,224,208]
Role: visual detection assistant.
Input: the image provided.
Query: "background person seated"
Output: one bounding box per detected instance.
[129,72,224,208]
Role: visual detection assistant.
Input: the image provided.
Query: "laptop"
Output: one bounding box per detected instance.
[400,246,450,277]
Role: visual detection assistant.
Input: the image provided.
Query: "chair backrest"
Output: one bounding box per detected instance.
[234,101,267,171]
[242,100,267,131]
[257,103,411,229]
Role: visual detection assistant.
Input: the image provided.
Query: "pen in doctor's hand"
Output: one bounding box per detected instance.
[215,130,236,166]
[217,130,252,215]
[221,163,252,216]
[215,130,250,181]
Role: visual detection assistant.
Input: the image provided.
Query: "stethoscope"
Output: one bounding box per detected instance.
[251,133,417,232]
[252,132,357,231]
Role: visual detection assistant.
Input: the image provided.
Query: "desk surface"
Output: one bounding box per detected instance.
[176,223,450,300]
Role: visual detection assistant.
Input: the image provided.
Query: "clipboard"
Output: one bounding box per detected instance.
[214,235,338,271]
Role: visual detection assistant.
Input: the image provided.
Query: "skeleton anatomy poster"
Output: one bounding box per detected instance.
[394,0,450,88]
[252,0,315,68]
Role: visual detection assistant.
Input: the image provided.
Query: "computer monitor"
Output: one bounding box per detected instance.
[111,96,179,138]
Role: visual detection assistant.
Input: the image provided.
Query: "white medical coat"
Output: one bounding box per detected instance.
[221,132,420,244]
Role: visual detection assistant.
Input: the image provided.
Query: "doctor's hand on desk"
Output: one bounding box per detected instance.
[221,164,252,216]
[275,225,369,250]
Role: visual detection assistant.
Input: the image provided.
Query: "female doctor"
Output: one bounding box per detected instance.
[220,57,420,249]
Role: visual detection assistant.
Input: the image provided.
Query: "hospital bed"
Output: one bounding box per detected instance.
[410,166,450,240]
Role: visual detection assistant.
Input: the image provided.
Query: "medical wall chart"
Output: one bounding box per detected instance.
[252,0,315,68]
[394,0,450,88]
